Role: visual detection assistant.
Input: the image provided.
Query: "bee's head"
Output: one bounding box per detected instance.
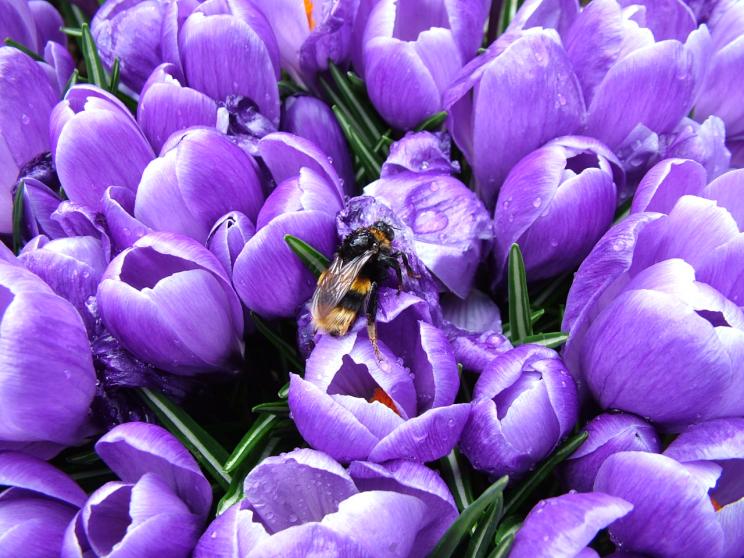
[372,221,395,241]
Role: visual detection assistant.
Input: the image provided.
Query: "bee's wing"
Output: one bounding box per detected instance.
[311,252,374,319]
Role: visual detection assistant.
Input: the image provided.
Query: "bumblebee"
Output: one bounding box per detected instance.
[310,221,416,359]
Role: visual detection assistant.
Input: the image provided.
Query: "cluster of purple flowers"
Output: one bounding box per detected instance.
[1,0,744,556]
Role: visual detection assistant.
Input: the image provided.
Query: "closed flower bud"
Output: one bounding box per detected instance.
[460,344,578,477]
[97,232,244,375]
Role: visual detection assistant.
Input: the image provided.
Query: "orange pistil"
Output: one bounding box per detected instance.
[711,496,723,511]
[369,387,399,415]
[304,0,316,30]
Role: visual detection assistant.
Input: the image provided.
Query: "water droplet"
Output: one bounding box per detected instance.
[532,197,542,208]
[550,239,559,248]
[210,531,217,539]
[420,161,430,170]
[288,513,298,523]
[508,214,514,223]
[21,114,30,125]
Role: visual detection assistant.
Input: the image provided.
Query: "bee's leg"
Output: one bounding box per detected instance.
[398,252,420,279]
[379,254,405,293]
[365,281,383,361]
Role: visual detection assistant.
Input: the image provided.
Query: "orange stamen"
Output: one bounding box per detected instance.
[369,387,399,415]
[711,496,723,511]
[304,0,315,30]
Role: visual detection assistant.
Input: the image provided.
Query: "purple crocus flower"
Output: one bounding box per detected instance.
[51,85,156,211]
[493,136,622,283]
[63,422,212,558]
[362,0,489,129]
[460,344,578,477]
[250,0,359,83]
[562,413,660,492]
[206,211,256,275]
[137,63,218,153]
[0,262,96,457]
[195,448,457,558]
[96,232,245,375]
[0,46,59,233]
[0,452,86,557]
[380,131,460,178]
[658,116,730,180]
[443,29,585,207]
[289,291,469,463]
[564,163,744,426]
[134,127,264,242]
[365,168,491,298]
[0,0,65,55]
[19,234,108,333]
[694,0,744,164]
[594,444,736,558]
[281,95,355,191]
[509,492,633,558]
[232,132,342,318]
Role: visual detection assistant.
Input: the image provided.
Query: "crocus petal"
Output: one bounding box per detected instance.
[29,1,65,47]
[194,503,269,558]
[509,492,633,558]
[0,0,38,52]
[242,448,358,532]
[248,523,369,558]
[696,35,744,138]
[232,210,337,318]
[137,63,218,153]
[288,374,379,462]
[368,403,470,463]
[95,422,212,517]
[585,40,695,150]
[618,0,696,41]
[102,186,151,253]
[206,211,255,274]
[180,12,280,125]
[595,452,724,558]
[630,158,707,214]
[42,41,74,93]
[701,168,744,230]
[441,289,501,333]
[0,452,86,507]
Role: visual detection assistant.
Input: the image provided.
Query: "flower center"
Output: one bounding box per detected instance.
[711,496,722,511]
[369,387,399,415]
[304,0,315,30]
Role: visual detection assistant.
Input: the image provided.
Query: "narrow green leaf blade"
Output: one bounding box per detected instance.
[224,414,279,473]
[439,449,474,512]
[487,532,516,558]
[4,38,44,61]
[507,244,532,343]
[465,491,504,558]
[12,180,25,254]
[108,58,121,93]
[430,475,509,558]
[503,431,588,516]
[63,68,80,95]
[278,381,290,399]
[284,234,330,278]
[251,400,290,416]
[415,111,448,131]
[61,27,83,37]
[250,312,304,372]
[514,332,569,349]
[139,388,231,489]
[81,23,108,88]
[318,77,371,144]
[328,61,383,141]
[331,105,382,179]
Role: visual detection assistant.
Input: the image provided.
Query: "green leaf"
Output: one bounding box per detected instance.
[12,180,25,254]
[507,244,532,343]
[503,431,588,516]
[139,388,231,490]
[465,491,504,558]
[278,381,290,399]
[346,70,365,92]
[217,436,282,514]
[514,332,569,349]
[429,475,509,558]
[487,532,516,558]
[64,449,101,465]
[415,111,448,131]
[63,68,80,94]
[61,27,83,37]
[439,449,474,512]
[108,58,121,93]
[3,38,44,62]
[224,414,280,473]
[331,105,382,179]
[81,23,108,88]
[502,308,544,337]
[328,61,383,142]
[318,77,371,144]
[252,400,290,416]
[250,312,304,372]
[284,234,330,278]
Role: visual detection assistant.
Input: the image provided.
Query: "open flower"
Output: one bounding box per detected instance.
[460,344,578,477]
[492,136,622,282]
[289,291,469,463]
[63,422,212,558]
[195,448,457,558]
[97,232,244,375]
